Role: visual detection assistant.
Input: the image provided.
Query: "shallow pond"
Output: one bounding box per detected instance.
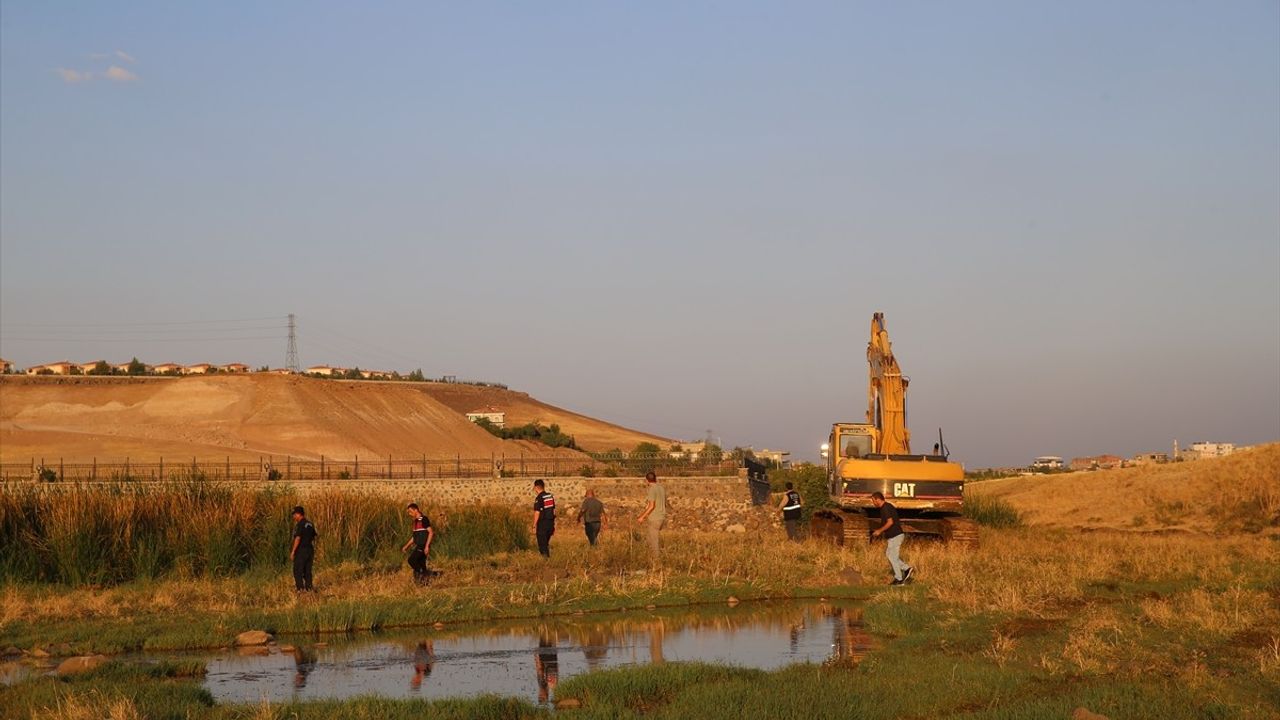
[199,600,872,705]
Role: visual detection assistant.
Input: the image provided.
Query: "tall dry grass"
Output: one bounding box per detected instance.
[0,481,528,586]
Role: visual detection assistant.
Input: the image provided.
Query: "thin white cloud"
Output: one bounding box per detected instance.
[103,65,138,82]
[55,68,91,83]
[114,50,136,64]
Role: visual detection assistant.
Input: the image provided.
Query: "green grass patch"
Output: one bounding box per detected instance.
[964,492,1023,528]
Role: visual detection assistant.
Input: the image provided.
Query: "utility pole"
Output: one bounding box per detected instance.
[286,313,300,372]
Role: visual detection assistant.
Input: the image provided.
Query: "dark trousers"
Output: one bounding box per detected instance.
[536,521,555,557]
[784,518,800,541]
[292,546,314,591]
[407,548,429,583]
[584,521,601,546]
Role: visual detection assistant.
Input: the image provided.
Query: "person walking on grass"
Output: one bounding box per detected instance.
[779,481,803,541]
[290,505,317,592]
[401,503,434,585]
[532,479,556,558]
[870,491,914,585]
[636,471,667,559]
[575,488,606,547]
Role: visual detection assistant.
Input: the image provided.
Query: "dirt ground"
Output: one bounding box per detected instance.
[0,374,669,462]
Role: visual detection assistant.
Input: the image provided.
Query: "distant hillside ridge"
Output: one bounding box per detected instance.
[0,374,670,462]
[969,443,1280,534]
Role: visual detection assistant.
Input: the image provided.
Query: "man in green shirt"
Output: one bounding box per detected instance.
[575,488,606,546]
[636,471,667,559]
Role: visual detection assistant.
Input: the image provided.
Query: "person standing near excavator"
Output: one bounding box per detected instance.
[871,491,914,585]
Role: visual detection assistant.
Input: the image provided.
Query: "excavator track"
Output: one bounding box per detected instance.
[811,510,873,546]
[940,517,980,548]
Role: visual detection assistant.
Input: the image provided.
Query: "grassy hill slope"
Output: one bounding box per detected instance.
[969,443,1280,533]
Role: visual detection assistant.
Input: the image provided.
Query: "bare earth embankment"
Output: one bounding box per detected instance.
[0,374,668,461]
[969,443,1280,533]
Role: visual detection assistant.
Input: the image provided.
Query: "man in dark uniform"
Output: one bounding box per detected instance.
[870,491,914,585]
[290,506,317,592]
[532,479,556,557]
[401,503,434,585]
[779,481,803,540]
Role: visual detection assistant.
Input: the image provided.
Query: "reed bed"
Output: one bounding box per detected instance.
[0,481,527,586]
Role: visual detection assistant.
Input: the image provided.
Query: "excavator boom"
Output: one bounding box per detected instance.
[867,311,910,455]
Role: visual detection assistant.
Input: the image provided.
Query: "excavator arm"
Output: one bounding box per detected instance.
[867,312,911,455]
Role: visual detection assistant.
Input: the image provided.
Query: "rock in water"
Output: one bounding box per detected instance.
[55,655,107,676]
[234,630,273,646]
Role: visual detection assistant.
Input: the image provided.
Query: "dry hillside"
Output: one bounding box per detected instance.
[413,382,669,452]
[0,374,667,462]
[969,443,1280,533]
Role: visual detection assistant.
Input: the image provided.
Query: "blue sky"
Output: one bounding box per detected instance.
[2,1,1277,466]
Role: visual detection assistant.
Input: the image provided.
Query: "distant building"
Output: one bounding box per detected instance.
[668,441,707,460]
[0,358,12,374]
[1030,456,1065,470]
[152,363,183,375]
[1130,452,1169,466]
[753,448,791,467]
[360,369,393,380]
[1069,454,1123,471]
[466,407,506,428]
[81,360,109,373]
[305,365,344,377]
[1189,441,1235,458]
[219,363,250,373]
[25,361,82,376]
[182,363,212,375]
[113,361,151,374]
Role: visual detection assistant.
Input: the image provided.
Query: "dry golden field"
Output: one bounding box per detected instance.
[969,442,1280,533]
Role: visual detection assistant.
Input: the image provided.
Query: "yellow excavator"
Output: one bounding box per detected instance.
[811,312,978,547]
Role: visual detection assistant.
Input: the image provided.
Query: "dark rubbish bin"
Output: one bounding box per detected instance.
[745,457,771,505]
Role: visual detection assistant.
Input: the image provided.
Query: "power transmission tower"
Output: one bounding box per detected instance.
[285,314,300,372]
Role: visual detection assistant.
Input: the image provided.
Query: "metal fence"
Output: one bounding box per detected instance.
[0,452,743,483]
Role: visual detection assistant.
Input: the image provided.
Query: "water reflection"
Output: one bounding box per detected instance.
[196,600,872,704]
[410,641,434,692]
[292,647,316,689]
[535,634,558,704]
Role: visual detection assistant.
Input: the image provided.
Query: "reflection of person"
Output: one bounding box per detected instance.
[582,628,608,671]
[400,503,435,585]
[292,647,316,689]
[870,492,913,585]
[534,635,559,704]
[532,480,556,558]
[635,472,667,559]
[410,640,435,691]
[778,482,802,541]
[575,489,606,547]
[290,506,317,592]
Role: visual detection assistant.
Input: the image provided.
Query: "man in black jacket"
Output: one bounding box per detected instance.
[532,480,556,557]
[871,492,914,585]
[290,506,317,592]
[401,503,435,584]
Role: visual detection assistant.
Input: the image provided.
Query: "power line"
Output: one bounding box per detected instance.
[0,335,281,343]
[0,316,285,328]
